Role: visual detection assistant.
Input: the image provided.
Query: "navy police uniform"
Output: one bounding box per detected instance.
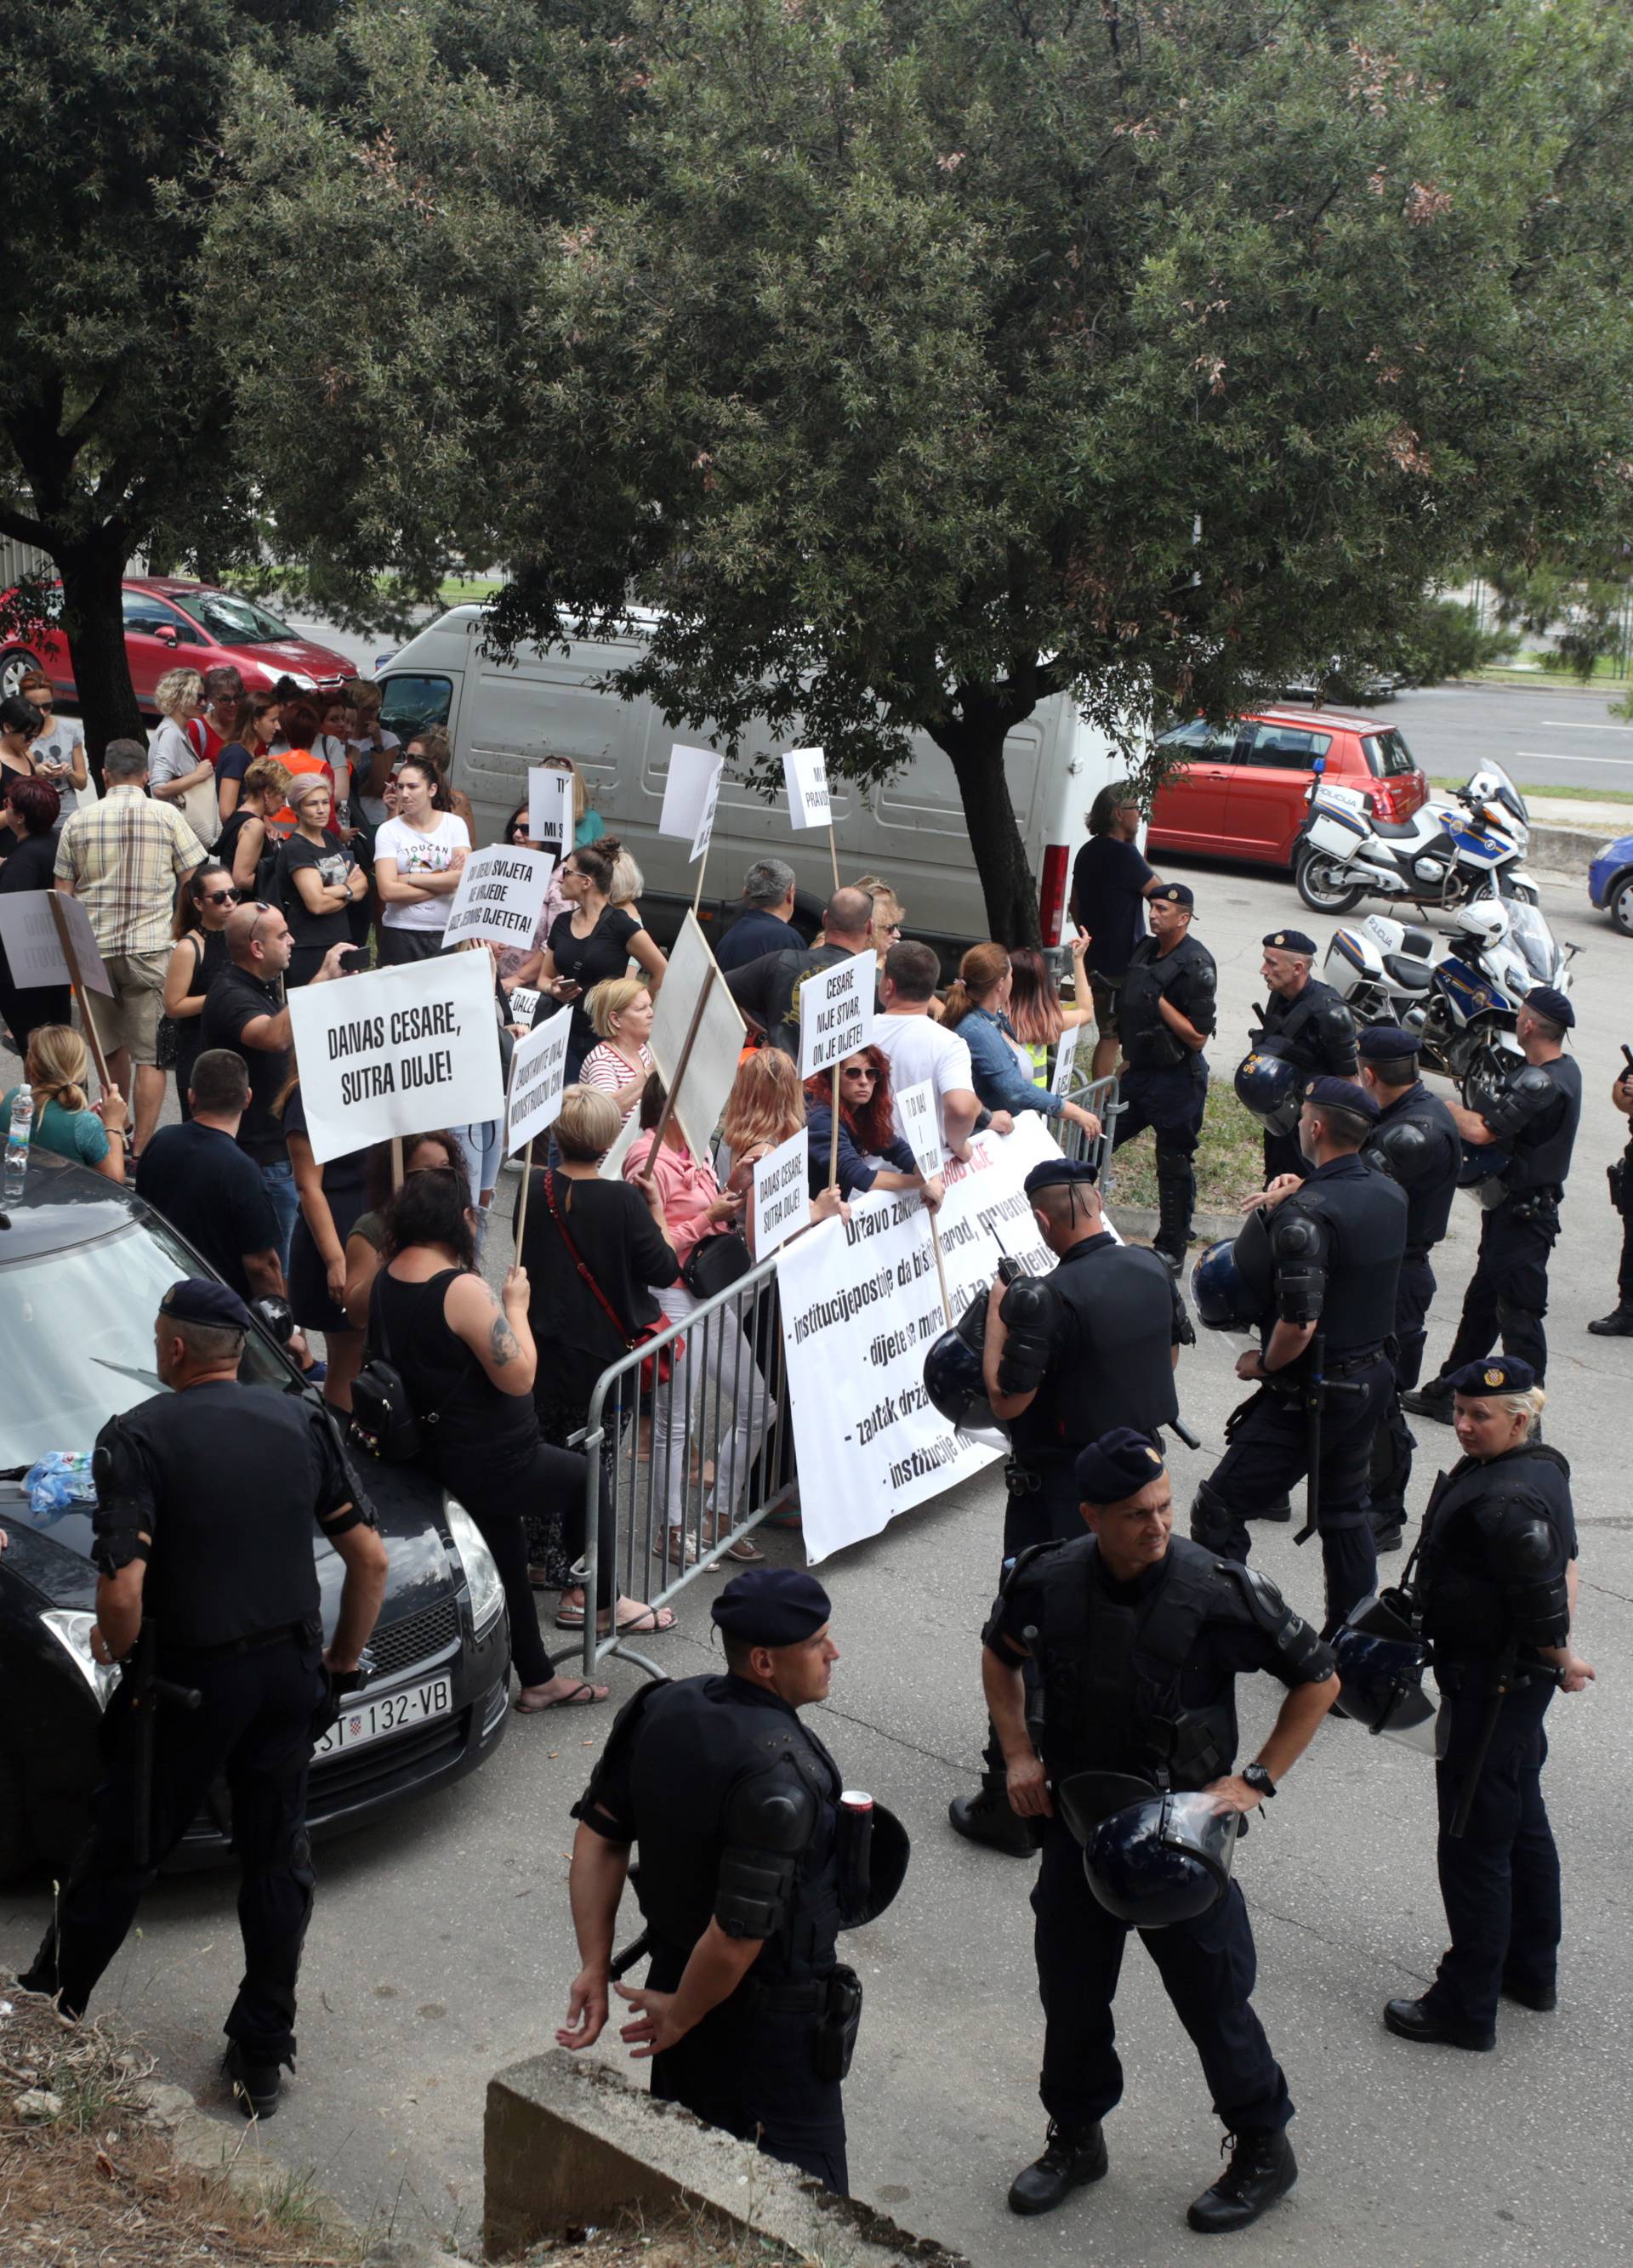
[1193,1098,1407,1623]
[21,1283,360,2075]
[1111,885,1218,1266]
[1391,1361,1575,2045]
[1254,935,1358,1183]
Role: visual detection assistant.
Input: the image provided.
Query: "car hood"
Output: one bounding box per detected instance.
[238,634,356,681]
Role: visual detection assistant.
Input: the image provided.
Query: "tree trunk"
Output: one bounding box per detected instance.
[56,542,144,782]
[930,706,1042,946]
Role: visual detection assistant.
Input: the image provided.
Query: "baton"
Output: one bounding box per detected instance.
[1167,1415,1201,1452]
[128,1623,202,1869]
[609,1928,651,1981]
[1293,1334,1324,1548]
[1449,1651,1568,1839]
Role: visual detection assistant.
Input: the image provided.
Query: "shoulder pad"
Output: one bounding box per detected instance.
[1364,1117,1432,1184]
[1216,1561,1335,1679]
[1000,1538,1067,1596]
[1268,1206,1323,1260]
[1183,950,1218,993]
[724,1766,820,1856]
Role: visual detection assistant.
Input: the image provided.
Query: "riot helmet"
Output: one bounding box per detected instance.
[923,1293,1007,1450]
[1084,1790,1240,1928]
[1234,1041,1304,1135]
[1330,1594,1439,1756]
[1189,1205,1274,1338]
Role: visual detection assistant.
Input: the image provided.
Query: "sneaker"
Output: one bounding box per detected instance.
[948,1787,1037,1858]
[223,2041,283,2119]
[1186,2128,1297,2233]
[1007,2120,1108,2214]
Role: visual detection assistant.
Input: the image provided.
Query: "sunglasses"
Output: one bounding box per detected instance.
[202,887,241,905]
[841,1066,879,1081]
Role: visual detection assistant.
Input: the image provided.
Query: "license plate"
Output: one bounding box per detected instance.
[316,1673,452,1758]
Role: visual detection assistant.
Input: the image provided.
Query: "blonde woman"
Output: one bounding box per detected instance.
[854,873,906,963]
[3,1025,126,1182]
[216,756,291,894]
[148,669,216,837]
[579,978,655,1123]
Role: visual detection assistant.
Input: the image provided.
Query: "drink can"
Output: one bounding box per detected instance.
[839,1789,873,1816]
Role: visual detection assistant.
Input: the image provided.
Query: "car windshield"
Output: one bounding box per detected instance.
[170,589,300,646]
[0,1216,299,1469]
[1362,729,1417,778]
[378,674,453,739]
[1507,899,1560,984]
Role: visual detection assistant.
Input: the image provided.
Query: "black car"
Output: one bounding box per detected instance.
[0,1151,511,1879]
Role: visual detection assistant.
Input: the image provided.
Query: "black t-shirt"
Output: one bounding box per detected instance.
[202,965,289,1162]
[517,1168,678,1404]
[543,906,641,1058]
[136,1122,281,1296]
[716,907,798,973]
[0,831,60,896]
[1070,836,1156,981]
[215,739,254,793]
[280,831,356,952]
[726,941,854,1056]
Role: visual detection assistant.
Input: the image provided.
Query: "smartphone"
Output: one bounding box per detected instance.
[339,948,368,974]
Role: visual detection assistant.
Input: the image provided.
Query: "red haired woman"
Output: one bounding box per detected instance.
[803,1044,943,1208]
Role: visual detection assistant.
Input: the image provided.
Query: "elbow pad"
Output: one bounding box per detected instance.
[90,1422,153,1575]
[1500,1517,1571,1650]
[1480,1066,1557,1144]
[714,1773,817,1939]
[996,1276,1055,1396]
[1268,1209,1327,1326]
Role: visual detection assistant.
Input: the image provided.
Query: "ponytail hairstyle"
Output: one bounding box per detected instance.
[569,836,617,895]
[25,1023,91,1116]
[940,941,1012,1031]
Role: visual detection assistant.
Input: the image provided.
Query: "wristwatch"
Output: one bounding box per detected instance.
[1242,1762,1277,1800]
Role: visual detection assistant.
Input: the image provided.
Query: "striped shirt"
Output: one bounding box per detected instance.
[54,786,208,956]
[580,1040,653,1123]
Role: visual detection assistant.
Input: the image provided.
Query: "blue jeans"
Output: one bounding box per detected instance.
[260,1158,299,1278]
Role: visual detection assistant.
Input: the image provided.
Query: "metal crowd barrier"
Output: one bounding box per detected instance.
[1055,1071,1121,1184]
[576,1250,791,1678]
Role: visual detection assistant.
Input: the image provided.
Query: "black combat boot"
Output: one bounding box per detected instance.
[1369,1503,1406,1553]
[223,2042,285,2119]
[1152,1167,1193,1274]
[1007,2120,1108,2214]
[948,1787,1036,1858]
[1588,1305,1633,1338]
[1186,2128,1297,2233]
[1401,1378,1454,1424]
[1383,1995,1495,2051]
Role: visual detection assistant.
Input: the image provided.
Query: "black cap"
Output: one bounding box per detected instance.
[1304,1074,1379,1121]
[1024,1157,1099,1197]
[1152,883,1194,908]
[1447,1356,1536,1395]
[1357,1025,1420,1061]
[1524,985,1575,1031]
[1263,929,1317,956]
[711,1567,831,1647]
[1076,1427,1167,1505]
[159,1278,253,1332]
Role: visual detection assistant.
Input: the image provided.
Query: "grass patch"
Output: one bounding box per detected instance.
[1103,1083,1264,1219]
[1429,776,1633,809]
[438,575,504,603]
[1470,658,1632,687]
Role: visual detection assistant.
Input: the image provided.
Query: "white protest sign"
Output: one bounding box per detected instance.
[0,891,113,997]
[776,1114,1062,1561]
[658,743,725,863]
[895,1078,944,1179]
[527,766,575,863]
[506,985,541,1027]
[647,910,746,1160]
[598,1105,644,1183]
[782,745,831,831]
[505,1003,572,1155]
[797,949,875,1079]
[753,1128,811,1256]
[1051,1020,1082,1098]
[443,844,549,952]
[287,949,504,1166]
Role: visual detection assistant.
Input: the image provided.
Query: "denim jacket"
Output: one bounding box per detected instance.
[959,1005,1063,1117]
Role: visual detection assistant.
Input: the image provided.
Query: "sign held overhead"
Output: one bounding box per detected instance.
[797,949,875,1079]
[287,951,504,1165]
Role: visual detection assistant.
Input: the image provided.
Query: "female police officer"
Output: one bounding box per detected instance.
[1384,1357,1594,2053]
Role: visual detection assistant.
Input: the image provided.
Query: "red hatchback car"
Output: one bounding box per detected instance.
[1146,708,1427,868]
[0,577,356,713]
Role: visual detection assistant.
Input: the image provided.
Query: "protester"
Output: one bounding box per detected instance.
[601,837,646,919]
[494,803,556,990]
[345,679,401,838]
[541,752,604,847]
[137,1050,284,1301]
[265,701,335,828]
[20,671,88,811]
[0,696,42,810]
[941,942,1101,1139]
[535,838,667,1077]
[1007,940,1094,1086]
[1070,781,1165,1082]
[717,1046,809,1186]
[725,886,877,1057]
[0,776,70,1054]
[373,756,470,963]
[718,858,799,972]
[281,1072,367,1411]
[193,665,245,765]
[3,1024,125,1180]
[162,861,237,1115]
[147,668,217,836]
[344,1129,467,1329]
[277,773,366,984]
[214,696,282,832]
[404,725,475,833]
[871,939,1010,1162]
[54,737,208,1158]
[580,979,656,1125]
[313,696,356,824]
[854,873,906,964]
[804,1046,945,1206]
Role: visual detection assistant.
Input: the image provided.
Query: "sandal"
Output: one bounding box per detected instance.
[515,1679,609,1713]
[555,1598,678,1634]
[661,1527,699,1567]
[702,1515,764,1564]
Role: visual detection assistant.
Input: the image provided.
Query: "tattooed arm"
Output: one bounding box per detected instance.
[446,1267,538,1398]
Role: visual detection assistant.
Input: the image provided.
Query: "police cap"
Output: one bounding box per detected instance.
[1303,1075,1379,1122]
[1152,883,1194,909]
[711,1567,831,1647]
[1024,1157,1099,1198]
[1263,929,1317,957]
[1076,1427,1167,1505]
[1446,1356,1536,1396]
[1524,985,1575,1031]
[1356,1025,1419,1062]
[159,1277,253,1333]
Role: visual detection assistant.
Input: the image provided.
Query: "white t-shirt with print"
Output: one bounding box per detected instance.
[375,812,470,929]
[31,715,89,811]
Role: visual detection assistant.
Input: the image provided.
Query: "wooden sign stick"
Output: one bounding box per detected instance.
[390,1134,404,1191]
[927,1207,952,1328]
[648,967,714,1162]
[828,1063,841,1190]
[514,1137,536,1248]
[828,821,840,892]
[691,840,711,918]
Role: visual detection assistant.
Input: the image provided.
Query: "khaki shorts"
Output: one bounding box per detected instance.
[100,950,172,1066]
[1089,972,1123,1037]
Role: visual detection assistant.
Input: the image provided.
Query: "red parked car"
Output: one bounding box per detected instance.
[0,577,356,713]
[1146,708,1427,869]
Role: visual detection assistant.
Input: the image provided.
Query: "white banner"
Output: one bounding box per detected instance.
[753,1128,811,1256]
[647,910,745,1160]
[782,745,831,831]
[287,951,504,1166]
[797,949,874,1078]
[505,1003,573,1155]
[658,743,725,863]
[0,891,113,997]
[443,844,549,952]
[777,1115,1062,1561]
[1051,1021,1082,1099]
[895,1078,944,1179]
[527,767,575,864]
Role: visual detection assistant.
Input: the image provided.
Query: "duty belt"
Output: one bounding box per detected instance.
[1317,1346,1386,1379]
[746,1975,836,2015]
[161,1616,319,1664]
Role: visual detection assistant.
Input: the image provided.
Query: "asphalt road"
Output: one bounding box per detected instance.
[5,857,1630,2265]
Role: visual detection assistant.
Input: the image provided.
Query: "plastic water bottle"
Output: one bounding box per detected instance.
[4,1083,33,1200]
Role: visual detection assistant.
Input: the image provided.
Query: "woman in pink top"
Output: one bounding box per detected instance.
[624,1075,768,1568]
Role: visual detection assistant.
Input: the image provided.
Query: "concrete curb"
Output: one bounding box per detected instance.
[1105,1203,1238,1250]
[1528,821,1616,879]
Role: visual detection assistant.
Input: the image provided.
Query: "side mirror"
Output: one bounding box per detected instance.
[151,624,179,645]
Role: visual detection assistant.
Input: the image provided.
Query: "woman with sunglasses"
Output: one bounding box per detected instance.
[533,836,665,1079]
[802,1046,945,1207]
[19,671,88,812]
[163,863,238,1118]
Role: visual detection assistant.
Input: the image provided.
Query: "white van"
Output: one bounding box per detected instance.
[378,606,1119,955]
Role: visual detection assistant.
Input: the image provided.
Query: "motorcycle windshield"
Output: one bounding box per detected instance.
[1506,898,1560,983]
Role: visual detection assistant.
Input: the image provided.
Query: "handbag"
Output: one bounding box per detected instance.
[682,1228,752,1299]
[154,934,202,1071]
[176,773,219,850]
[350,1276,475,1463]
[543,1169,682,1391]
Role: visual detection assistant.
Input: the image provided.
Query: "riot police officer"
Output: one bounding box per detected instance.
[558,1569,908,2196]
[1589,1055,1633,1335]
[1358,1025,1462,1549]
[985,1429,1337,2236]
[1192,1078,1407,1624]
[1384,1359,1594,2050]
[1405,986,1581,1417]
[1112,881,1217,1270]
[946,1155,1192,1853]
[1247,930,1359,1183]
[20,1280,388,2118]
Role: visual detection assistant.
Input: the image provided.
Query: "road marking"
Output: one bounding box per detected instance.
[1539,720,1633,733]
[1515,749,1633,768]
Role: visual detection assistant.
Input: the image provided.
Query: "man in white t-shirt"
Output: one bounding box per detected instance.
[872,939,1013,1161]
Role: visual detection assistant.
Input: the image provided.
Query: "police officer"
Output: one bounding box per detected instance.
[1112,880,1217,1270]
[20,1280,388,2117]
[1249,930,1359,1183]
[1357,1025,1462,1550]
[1192,1078,1406,1624]
[1384,1359,1594,2051]
[558,1569,908,2196]
[1589,1054,1633,1335]
[948,1155,1192,1853]
[985,1430,1337,2236]
[1405,986,1581,1418]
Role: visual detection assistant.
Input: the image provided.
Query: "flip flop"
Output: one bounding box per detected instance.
[555,1601,679,1634]
[515,1680,609,1714]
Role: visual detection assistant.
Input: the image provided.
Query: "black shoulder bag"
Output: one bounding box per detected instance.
[350,1274,475,1463]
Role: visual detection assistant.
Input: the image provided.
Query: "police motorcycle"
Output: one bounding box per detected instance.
[1294,758,1535,918]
